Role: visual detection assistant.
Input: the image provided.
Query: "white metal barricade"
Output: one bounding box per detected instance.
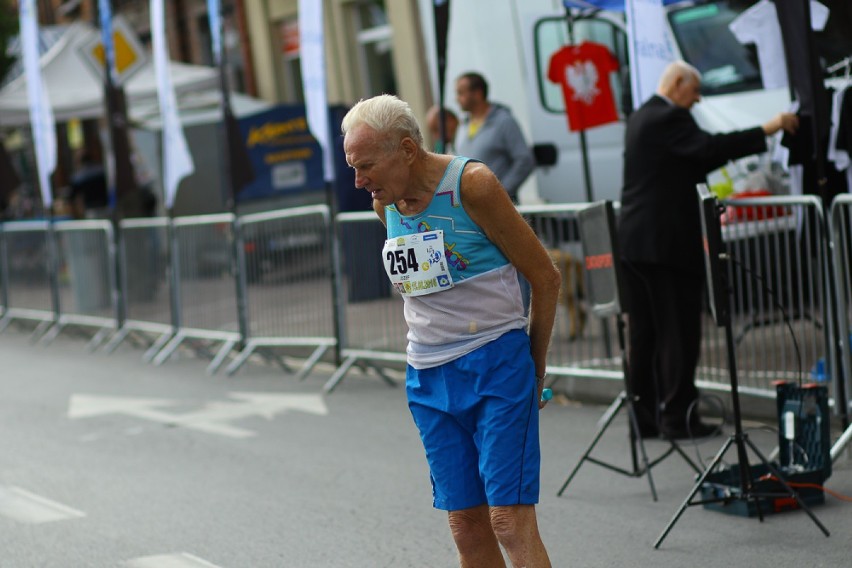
[226,205,337,377]
[324,211,404,392]
[0,199,840,412]
[0,228,6,316]
[104,217,175,360]
[829,194,852,460]
[0,220,57,339]
[324,204,620,392]
[519,204,622,383]
[699,195,832,400]
[151,213,243,373]
[40,220,119,348]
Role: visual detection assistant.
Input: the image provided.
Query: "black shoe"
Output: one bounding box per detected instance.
[661,420,721,440]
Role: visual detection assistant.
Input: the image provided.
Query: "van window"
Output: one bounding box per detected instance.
[534,16,630,117]
[669,0,852,95]
[667,2,762,95]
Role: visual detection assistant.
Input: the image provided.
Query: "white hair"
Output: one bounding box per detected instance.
[341,94,424,150]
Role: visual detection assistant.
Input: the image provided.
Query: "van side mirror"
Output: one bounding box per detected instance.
[533,143,558,167]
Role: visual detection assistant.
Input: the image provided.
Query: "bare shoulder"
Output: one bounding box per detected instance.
[459,162,512,213]
[460,162,517,221]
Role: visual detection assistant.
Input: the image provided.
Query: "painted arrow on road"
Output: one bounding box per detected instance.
[68,392,328,439]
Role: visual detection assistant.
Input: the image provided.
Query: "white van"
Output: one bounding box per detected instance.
[418,0,851,204]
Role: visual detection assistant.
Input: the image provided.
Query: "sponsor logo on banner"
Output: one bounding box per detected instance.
[235,105,325,202]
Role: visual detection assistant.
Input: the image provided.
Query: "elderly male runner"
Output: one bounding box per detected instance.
[342,95,560,567]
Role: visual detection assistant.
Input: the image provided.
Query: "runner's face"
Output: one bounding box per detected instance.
[344,124,406,206]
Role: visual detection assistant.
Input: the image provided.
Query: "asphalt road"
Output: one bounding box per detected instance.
[0,329,850,567]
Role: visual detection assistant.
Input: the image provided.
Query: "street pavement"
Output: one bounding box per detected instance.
[0,328,850,567]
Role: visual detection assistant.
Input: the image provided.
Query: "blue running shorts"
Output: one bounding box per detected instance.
[406,329,540,511]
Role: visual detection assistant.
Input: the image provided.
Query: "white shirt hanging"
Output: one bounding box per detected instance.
[729,0,829,90]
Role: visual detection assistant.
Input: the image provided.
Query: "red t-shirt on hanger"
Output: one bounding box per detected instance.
[547,41,620,132]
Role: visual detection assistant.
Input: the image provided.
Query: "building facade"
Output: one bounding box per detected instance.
[48,0,433,127]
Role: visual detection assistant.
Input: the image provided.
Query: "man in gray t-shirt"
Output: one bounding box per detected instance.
[455,72,535,204]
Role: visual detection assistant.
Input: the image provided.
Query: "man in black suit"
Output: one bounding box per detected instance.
[618,60,798,440]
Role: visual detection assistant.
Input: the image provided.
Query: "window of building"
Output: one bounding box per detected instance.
[276,17,304,103]
[350,0,397,97]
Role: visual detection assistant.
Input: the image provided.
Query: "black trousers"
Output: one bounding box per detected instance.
[621,261,704,431]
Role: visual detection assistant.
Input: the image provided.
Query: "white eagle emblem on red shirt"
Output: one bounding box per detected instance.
[566,61,600,105]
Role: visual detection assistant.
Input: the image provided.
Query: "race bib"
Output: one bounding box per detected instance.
[382,230,454,297]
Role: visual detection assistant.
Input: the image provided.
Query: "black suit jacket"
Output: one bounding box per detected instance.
[618,95,767,274]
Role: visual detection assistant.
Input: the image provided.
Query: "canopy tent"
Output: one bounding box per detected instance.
[131,91,273,216]
[131,90,272,131]
[0,21,218,126]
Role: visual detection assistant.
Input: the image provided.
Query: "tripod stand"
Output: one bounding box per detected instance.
[654,186,831,548]
[557,314,700,501]
[557,201,699,501]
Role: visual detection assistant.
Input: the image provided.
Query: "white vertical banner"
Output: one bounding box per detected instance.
[18,0,57,209]
[625,0,674,109]
[151,0,194,209]
[299,0,333,182]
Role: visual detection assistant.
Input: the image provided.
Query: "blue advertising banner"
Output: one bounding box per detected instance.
[235,105,325,202]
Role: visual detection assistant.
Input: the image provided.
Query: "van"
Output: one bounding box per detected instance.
[418,0,852,204]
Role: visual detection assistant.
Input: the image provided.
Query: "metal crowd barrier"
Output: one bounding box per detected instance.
[151,213,243,373]
[323,199,838,404]
[324,211,402,392]
[324,204,621,392]
[0,220,58,339]
[0,227,6,316]
[0,196,848,422]
[829,195,852,459]
[104,217,174,360]
[41,219,119,348]
[225,205,337,378]
[699,195,832,400]
[519,204,621,382]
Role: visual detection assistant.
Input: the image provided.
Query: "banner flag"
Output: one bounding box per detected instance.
[625,0,674,109]
[18,0,57,209]
[151,0,195,210]
[98,0,118,83]
[206,0,222,66]
[298,0,333,182]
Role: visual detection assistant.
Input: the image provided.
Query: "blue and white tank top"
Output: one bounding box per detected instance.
[384,156,526,368]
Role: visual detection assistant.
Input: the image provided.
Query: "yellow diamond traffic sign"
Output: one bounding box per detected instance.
[79,17,147,85]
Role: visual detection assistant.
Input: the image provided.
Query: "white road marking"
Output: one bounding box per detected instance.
[125,553,223,568]
[0,486,85,524]
[68,392,328,439]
